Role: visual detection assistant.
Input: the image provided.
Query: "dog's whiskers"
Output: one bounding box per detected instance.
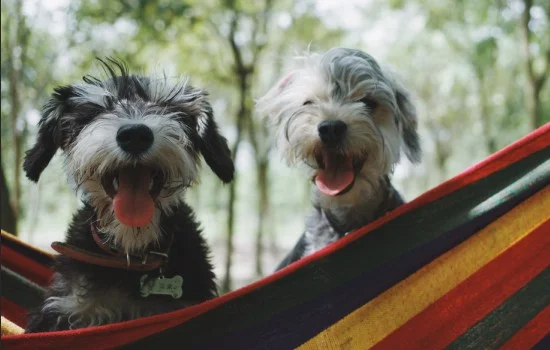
[284,111,301,142]
[23,56,231,333]
[257,47,421,270]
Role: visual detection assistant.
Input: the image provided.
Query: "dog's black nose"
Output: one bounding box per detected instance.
[318,120,347,144]
[116,124,154,155]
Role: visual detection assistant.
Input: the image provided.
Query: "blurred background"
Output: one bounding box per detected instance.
[1,0,549,292]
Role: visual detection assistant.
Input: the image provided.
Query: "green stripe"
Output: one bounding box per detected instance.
[1,266,45,310]
[127,148,550,348]
[448,268,550,350]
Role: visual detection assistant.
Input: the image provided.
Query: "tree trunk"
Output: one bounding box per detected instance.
[27,176,42,239]
[1,162,17,235]
[5,0,29,223]
[524,79,543,129]
[520,0,546,130]
[523,61,541,130]
[254,158,269,277]
[221,70,249,293]
[434,142,449,183]
[427,123,449,183]
[221,1,273,290]
[480,109,497,154]
[222,174,238,292]
[478,82,498,155]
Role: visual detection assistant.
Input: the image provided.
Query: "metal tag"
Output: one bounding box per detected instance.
[140,274,183,299]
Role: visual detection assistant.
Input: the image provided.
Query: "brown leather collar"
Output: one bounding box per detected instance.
[51,224,172,272]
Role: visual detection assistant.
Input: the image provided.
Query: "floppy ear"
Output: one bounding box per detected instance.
[394,86,421,164]
[271,71,295,94]
[255,71,296,122]
[23,92,67,182]
[263,72,295,98]
[197,101,235,183]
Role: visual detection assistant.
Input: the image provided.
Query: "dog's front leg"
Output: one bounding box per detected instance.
[25,308,68,333]
[275,232,309,271]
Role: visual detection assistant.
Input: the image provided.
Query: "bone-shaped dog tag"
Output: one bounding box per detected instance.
[140,274,183,299]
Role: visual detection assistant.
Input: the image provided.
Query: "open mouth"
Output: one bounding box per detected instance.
[101,165,166,227]
[313,150,363,197]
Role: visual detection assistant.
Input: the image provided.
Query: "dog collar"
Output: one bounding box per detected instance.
[50,224,172,272]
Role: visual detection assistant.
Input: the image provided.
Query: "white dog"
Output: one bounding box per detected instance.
[257,48,421,269]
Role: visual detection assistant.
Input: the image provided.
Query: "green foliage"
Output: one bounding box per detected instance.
[1,0,548,288]
[72,0,191,41]
[472,37,497,75]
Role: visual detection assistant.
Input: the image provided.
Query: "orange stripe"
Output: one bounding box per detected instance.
[500,307,550,350]
[373,219,550,350]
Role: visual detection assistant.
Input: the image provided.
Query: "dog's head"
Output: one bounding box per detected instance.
[257,48,420,204]
[24,58,234,252]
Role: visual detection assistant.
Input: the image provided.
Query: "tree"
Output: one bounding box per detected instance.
[26,0,345,290]
[520,0,550,129]
[1,161,16,234]
[2,0,29,223]
[220,0,347,284]
[414,0,550,132]
[202,0,275,288]
[68,0,263,290]
[69,0,190,71]
[184,0,344,288]
[382,0,549,185]
[1,0,62,235]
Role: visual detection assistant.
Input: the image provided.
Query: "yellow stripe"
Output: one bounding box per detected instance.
[299,185,550,350]
[1,316,24,335]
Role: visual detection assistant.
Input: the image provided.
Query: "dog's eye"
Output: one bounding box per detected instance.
[361,98,378,112]
[303,100,313,106]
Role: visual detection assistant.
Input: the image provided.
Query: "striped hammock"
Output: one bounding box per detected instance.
[1,124,549,350]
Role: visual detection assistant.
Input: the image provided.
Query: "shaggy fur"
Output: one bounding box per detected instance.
[257,48,421,270]
[24,59,234,332]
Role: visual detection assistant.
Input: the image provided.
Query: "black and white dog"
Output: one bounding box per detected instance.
[257,48,421,270]
[24,59,234,332]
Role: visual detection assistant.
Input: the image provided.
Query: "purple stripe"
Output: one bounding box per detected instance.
[533,333,550,350]
[195,181,542,350]
[127,149,549,349]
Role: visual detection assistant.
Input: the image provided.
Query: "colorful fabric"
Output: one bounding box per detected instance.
[1,123,549,350]
[301,187,550,350]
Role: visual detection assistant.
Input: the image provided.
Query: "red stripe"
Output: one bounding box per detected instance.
[500,307,550,350]
[373,219,550,350]
[274,123,550,274]
[1,245,53,287]
[0,318,187,350]
[1,297,28,328]
[348,123,549,238]
[1,231,54,259]
[2,116,548,349]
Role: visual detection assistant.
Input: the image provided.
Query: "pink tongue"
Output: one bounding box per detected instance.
[113,167,155,227]
[315,154,355,196]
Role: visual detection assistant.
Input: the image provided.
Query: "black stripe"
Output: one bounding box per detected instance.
[533,334,550,350]
[448,268,550,349]
[124,147,549,349]
[167,156,550,350]
[1,233,54,267]
[196,180,544,349]
[1,266,46,310]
